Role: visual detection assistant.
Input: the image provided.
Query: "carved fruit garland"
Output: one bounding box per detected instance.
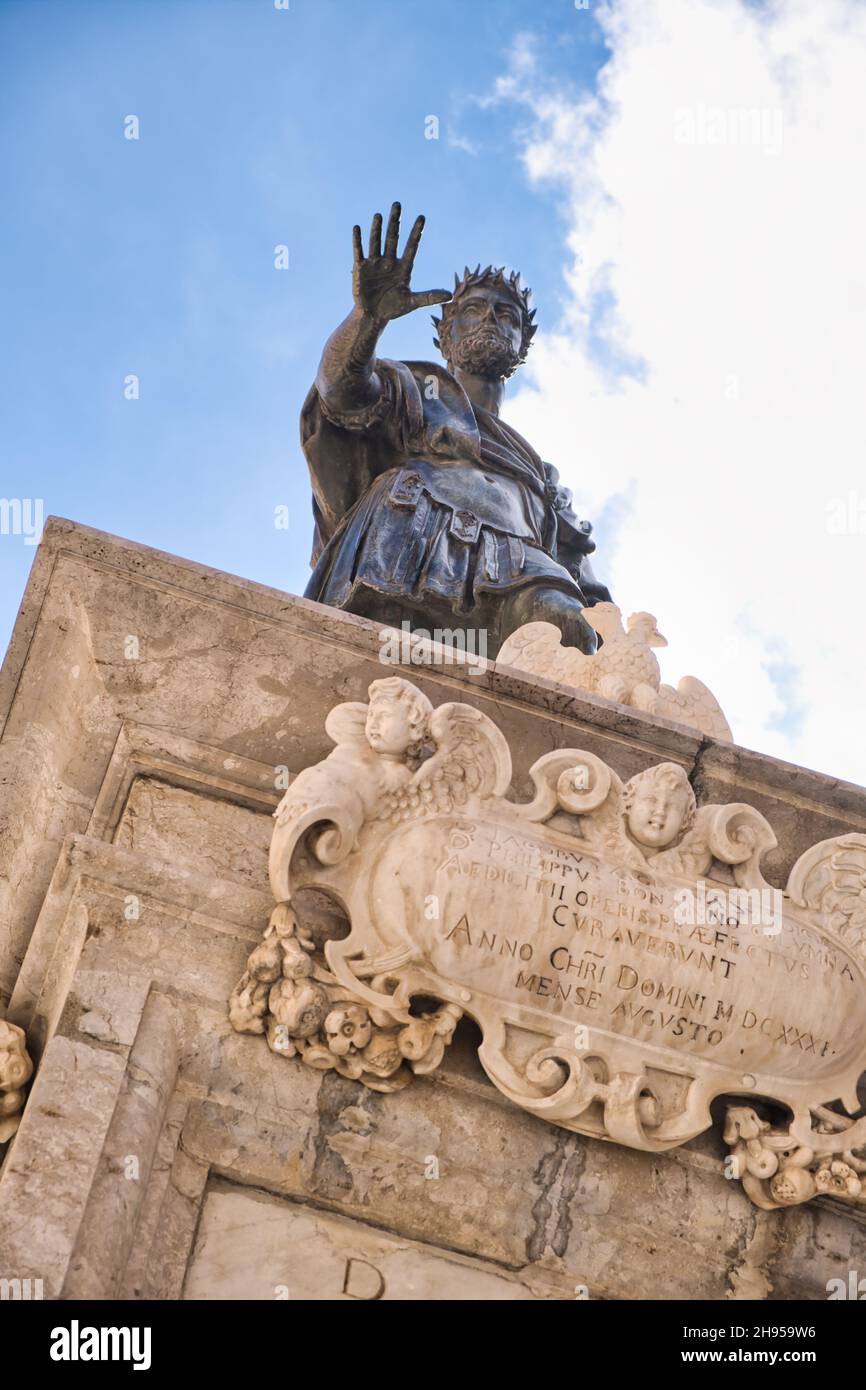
[230,902,461,1093]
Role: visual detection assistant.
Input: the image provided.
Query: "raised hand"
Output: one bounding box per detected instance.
[352,202,451,323]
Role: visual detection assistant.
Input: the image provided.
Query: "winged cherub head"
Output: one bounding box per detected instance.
[365,677,433,760]
[623,763,697,851]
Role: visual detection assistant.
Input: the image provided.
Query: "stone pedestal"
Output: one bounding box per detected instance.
[1,518,865,1301]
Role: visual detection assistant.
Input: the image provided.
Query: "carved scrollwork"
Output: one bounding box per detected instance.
[787,834,866,962]
[482,1040,661,1147]
[231,680,866,1206]
[650,801,777,887]
[510,749,615,824]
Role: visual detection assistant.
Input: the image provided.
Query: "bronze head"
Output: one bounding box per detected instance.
[432,265,537,380]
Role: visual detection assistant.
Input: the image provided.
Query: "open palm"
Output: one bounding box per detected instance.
[352,202,451,323]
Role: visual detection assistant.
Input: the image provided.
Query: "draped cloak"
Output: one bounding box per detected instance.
[302,358,611,619]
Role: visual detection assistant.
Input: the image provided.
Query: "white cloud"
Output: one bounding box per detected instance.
[495,1,866,782]
[446,131,480,156]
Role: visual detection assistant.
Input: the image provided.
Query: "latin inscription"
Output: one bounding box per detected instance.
[434,824,857,1067]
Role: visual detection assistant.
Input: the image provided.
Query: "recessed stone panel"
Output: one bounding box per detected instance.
[114,776,272,892]
[183,1182,561,1300]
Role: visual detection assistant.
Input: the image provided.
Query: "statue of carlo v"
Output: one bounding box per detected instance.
[301,202,612,657]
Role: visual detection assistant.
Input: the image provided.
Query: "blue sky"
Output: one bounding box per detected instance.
[0,0,609,641]
[3,0,865,782]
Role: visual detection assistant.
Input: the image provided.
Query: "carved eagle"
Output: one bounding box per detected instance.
[497,603,733,743]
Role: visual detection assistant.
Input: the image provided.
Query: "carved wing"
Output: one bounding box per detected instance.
[274,702,369,831]
[385,702,511,819]
[562,765,642,868]
[510,747,645,869]
[270,701,372,900]
[497,621,560,674]
[650,803,776,886]
[653,677,733,742]
[787,834,866,961]
[497,621,596,690]
[323,701,370,748]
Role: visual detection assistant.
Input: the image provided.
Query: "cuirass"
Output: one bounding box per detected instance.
[388,459,543,544]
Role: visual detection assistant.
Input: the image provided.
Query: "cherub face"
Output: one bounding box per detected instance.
[365,696,414,757]
[627,778,691,849]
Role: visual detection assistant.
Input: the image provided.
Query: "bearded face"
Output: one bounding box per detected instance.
[446,287,525,381]
[451,324,520,378]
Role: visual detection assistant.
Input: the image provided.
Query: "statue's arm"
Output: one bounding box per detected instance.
[315,203,450,420]
[315,306,388,416]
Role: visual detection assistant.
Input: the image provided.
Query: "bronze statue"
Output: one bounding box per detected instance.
[301,202,611,656]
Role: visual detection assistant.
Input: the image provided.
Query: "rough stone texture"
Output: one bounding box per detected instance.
[114,777,272,892]
[0,518,865,1301]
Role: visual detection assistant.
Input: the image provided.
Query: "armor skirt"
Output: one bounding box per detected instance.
[305,467,583,617]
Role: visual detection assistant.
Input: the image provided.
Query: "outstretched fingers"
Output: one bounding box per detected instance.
[383,201,402,259]
[368,211,383,259]
[361,203,432,266]
[401,214,425,269]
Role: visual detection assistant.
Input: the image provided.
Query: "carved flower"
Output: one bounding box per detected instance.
[361,1030,403,1078]
[769,1166,816,1206]
[743,1145,778,1180]
[268,979,329,1038]
[814,1160,862,1199]
[324,1005,372,1057]
[296,1039,340,1071]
